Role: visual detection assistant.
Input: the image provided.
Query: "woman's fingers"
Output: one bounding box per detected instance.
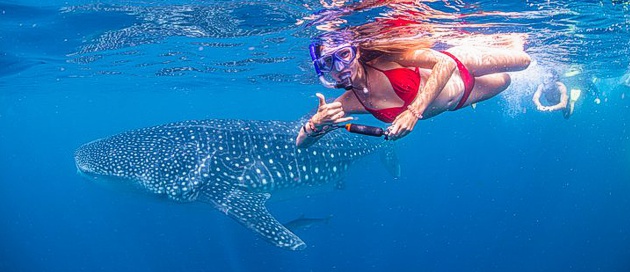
[316,93,326,107]
[313,92,351,125]
[330,110,346,120]
[315,93,342,111]
[387,124,400,139]
[334,116,354,123]
[321,110,352,125]
[326,107,343,117]
[321,102,343,113]
[327,101,343,108]
[387,114,417,140]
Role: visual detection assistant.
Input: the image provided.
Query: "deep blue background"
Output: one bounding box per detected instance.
[1,1,630,271]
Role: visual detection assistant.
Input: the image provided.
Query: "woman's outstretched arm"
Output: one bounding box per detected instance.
[396,49,457,116]
[385,49,456,140]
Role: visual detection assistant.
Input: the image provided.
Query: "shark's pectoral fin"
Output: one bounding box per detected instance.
[201,187,306,250]
[380,142,401,178]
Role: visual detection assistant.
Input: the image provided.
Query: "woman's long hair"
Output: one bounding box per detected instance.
[311,0,527,62]
[354,18,435,62]
[316,18,435,63]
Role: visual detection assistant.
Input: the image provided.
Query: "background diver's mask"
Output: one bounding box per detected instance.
[309,43,356,90]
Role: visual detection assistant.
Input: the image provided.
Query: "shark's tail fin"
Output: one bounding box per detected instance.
[379,141,401,178]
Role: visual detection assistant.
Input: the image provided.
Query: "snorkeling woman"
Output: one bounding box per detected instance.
[296,29,531,148]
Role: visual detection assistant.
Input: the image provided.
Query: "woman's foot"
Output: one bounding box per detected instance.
[502,33,527,51]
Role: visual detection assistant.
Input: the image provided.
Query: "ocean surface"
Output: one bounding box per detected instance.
[1,0,629,271]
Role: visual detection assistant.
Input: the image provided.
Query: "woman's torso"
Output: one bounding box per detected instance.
[353,58,467,120]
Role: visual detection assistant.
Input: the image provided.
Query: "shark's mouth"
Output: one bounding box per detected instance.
[75,148,95,175]
[74,140,126,181]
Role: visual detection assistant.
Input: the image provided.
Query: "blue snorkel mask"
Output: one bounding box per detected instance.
[309,43,356,90]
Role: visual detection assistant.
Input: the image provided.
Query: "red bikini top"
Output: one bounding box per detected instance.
[353,64,421,123]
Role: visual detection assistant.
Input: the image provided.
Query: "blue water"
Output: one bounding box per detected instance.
[1,1,629,271]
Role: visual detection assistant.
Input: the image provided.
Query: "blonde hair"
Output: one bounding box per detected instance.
[354,20,434,53]
[316,17,435,63]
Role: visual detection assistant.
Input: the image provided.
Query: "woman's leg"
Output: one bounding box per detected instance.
[462,73,511,107]
[447,46,531,76]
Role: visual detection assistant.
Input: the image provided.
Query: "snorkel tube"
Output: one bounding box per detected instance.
[309,43,353,90]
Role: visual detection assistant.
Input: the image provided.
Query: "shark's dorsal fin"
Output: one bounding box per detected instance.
[200,185,306,250]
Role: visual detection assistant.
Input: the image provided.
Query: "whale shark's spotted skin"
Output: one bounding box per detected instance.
[75,119,384,250]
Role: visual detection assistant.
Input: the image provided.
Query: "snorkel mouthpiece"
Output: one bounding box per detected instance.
[336,72,353,90]
[317,72,353,90]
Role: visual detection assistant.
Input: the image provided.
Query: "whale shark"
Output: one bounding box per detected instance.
[74,119,395,250]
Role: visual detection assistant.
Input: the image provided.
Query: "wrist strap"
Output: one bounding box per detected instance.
[303,120,327,137]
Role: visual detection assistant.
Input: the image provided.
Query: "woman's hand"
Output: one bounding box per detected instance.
[386,109,419,140]
[310,93,353,128]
